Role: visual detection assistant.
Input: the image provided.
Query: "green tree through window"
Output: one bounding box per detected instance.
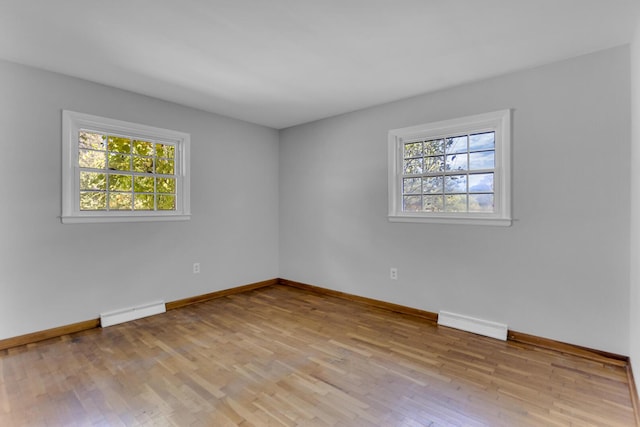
[62,110,190,224]
[79,131,177,212]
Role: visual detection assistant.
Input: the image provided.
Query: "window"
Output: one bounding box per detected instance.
[388,110,511,226]
[62,111,190,223]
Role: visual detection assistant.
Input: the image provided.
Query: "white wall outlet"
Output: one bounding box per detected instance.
[193,262,200,274]
[390,267,398,280]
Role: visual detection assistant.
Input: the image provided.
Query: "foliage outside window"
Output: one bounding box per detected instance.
[388,110,511,226]
[62,111,190,223]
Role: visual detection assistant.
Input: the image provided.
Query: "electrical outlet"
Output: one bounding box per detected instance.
[390,267,398,280]
[193,263,200,274]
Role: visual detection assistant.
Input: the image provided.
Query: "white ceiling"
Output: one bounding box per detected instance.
[2,1,639,129]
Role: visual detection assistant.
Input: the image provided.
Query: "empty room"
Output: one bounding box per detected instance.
[2,1,640,425]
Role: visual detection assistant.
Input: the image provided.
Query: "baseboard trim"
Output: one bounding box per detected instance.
[507,330,628,367]
[279,278,439,322]
[278,278,629,368]
[166,278,278,310]
[0,319,100,352]
[0,278,278,351]
[0,277,630,370]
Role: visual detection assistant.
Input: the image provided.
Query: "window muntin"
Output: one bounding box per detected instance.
[401,131,496,213]
[62,111,190,223]
[388,110,511,226]
[78,131,177,212]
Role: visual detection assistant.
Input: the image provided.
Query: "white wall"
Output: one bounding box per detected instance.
[0,60,280,340]
[280,46,631,354]
[630,19,640,369]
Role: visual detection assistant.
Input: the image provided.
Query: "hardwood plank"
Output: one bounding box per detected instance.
[0,285,635,426]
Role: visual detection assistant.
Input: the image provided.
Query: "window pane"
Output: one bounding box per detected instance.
[469,194,494,212]
[403,142,422,158]
[423,195,443,212]
[469,151,494,170]
[134,176,154,193]
[424,139,444,156]
[108,153,131,171]
[445,175,467,193]
[63,110,190,222]
[470,132,495,151]
[79,132,106,150]
[157,194,176,210]
[80,192,106,210]
[469,173,493,193]
[133,156,154,173]
[108,136,131,153]
[134,194,155,210]
[403,177,421,194]
[156,159,175,175]
[133,140,154,156]
[403,195,422,212]
[446,154,467,171]
[445,194,467,212]
[157,178,176,194]
[403,158,423,174]
[108,174,132,192]
[79,149,106,169]
[422,176,443,194]
[424,156,444,172]
[80,172,106,190]
[109,193,132,210]
[156,143,175,159]
[446,136,467,154]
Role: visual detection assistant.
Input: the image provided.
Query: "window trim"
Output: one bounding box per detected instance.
[388,110,511,226]
[61,110,191,224]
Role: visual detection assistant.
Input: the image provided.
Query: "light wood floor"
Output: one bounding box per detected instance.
[0,285,635,426]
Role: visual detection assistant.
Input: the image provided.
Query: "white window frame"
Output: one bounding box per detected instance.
[388,110,511,226]
[61,110,191,224]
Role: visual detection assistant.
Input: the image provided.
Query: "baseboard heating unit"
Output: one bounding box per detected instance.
[438,310,508,341]
[100,301,166,327]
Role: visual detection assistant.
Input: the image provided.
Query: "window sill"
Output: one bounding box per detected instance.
[388,214,511,226]
[61,214,191,224]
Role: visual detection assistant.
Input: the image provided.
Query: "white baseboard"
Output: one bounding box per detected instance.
[100,301,166,327]
[438,310,508,341]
